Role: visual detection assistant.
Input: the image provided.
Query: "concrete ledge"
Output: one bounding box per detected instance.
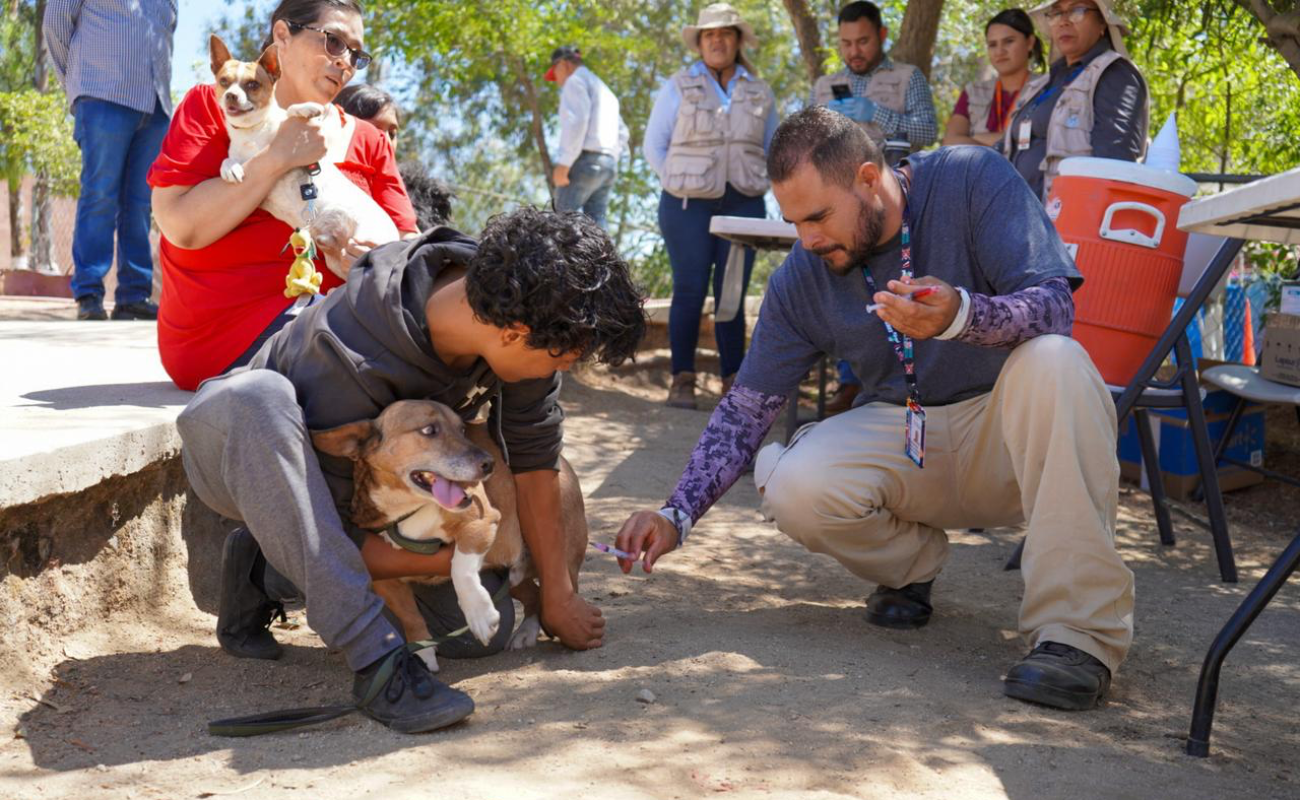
[0,321,192,507]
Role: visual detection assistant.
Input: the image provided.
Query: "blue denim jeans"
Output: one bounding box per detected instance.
[70,98,170,304]
[554,152,617,229]
[657,186,766,378]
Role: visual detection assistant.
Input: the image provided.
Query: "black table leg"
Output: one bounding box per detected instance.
[1187,531,1300,757]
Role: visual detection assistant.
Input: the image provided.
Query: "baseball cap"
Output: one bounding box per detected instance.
[544,46,581,82]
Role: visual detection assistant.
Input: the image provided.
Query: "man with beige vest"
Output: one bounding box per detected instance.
[1004,0,1148,200]
[812,1,938,151]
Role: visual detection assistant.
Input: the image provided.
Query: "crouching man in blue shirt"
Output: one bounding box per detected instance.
[615,106,1134,711]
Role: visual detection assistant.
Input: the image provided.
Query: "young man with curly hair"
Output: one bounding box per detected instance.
[177,208,646,733]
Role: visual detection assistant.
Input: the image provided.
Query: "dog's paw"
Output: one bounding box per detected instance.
[219,158,245,184]
[464,591,501,647]
[286,102,326,119]
[507,615,542,650]
[416,646,440,673]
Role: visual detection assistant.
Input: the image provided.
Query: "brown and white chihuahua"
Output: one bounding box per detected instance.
[312,400,588,672]
[208,34,399,278]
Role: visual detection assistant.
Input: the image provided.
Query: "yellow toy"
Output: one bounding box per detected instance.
[283,228,324,299]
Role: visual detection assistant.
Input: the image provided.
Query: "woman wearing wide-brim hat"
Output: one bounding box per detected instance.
[1002,0,1149,200]
[643,2,779,410]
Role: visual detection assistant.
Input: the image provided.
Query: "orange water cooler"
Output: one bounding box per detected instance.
[1046,157,1199,385]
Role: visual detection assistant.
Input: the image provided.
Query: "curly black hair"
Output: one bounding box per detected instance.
[466,207,646,366]
[399,161,456,230]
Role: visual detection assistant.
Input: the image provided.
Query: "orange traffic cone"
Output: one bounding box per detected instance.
[1241,299,1256,366]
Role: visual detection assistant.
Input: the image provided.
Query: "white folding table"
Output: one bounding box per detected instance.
[706,216,797,323]
[1177,167,1300,758]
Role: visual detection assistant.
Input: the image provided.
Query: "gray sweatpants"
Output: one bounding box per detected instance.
[178,369,512,670]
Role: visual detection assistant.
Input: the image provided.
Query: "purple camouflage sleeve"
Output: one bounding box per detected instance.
[955,276,1074,348]
[666,385,787,531]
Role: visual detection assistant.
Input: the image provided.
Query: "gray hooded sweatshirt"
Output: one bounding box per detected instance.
[245,227,564,533]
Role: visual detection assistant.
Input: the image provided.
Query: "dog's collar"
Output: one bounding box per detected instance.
[368,509,445,555]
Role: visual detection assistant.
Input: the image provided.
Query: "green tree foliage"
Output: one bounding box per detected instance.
[0,89,79,195]
[200,0,1300,292]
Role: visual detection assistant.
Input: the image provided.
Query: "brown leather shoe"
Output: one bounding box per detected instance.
[667,371,697,409]
[824,383,860,416]
[721,374,735,395]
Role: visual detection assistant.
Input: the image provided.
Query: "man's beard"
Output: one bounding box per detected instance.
[848,54,882,75]
[816,197,884,277]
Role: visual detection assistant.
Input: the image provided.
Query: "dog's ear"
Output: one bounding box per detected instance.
[257,44,281,83]
[310,419,376,460]
[209,35,233,78]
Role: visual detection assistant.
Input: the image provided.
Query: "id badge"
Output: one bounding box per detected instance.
[905,400,926,468]
[1017,119,1032,152]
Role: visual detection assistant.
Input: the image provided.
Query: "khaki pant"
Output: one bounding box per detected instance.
[754,335,1134,673]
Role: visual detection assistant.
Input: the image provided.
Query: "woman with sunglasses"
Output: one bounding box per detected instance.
[148,0,418,391]
[942,9,1043,147]
[1001,0,1147,201]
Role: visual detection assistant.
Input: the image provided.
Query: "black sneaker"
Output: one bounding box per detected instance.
[353,646,475,733]
[1003,641,1111,710]
[216,528,285,660]
[110,300,158,320]
[865,579,934,629]
[76,295,107,320]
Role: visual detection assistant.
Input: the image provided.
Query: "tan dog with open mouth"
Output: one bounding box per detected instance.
[311,400,587,672]
[208,34,399,279]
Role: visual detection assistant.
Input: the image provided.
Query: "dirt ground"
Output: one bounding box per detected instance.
[2,349,1299,800]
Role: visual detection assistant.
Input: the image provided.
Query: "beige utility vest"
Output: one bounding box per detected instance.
[661,68,774,200]
[1002,50,1150,198]
[964,78,997,135]
[812,63,916,146]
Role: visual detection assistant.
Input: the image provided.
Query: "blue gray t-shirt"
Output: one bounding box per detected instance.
[735,146,1079,407]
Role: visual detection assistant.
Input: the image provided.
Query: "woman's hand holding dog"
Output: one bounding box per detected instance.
[614,510,680,575]
[264,113,329,174]
[316,237,378,279]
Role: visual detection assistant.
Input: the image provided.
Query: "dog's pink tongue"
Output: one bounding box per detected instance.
[431,476,466,510]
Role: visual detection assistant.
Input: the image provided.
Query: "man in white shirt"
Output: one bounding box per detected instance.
[546,46,628,230]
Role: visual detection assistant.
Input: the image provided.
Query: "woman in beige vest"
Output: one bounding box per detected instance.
[1003,0,1148,200]
[643,3,778,410]
[943,9,1043,147]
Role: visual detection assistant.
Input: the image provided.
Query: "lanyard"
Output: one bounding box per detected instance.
[991,81,1019,133]
[860,168,921,405]
[1025,63,1085,113]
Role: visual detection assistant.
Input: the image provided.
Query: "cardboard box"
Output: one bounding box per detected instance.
[1117,389,1265,501]
[1260,312,1300,387]
[1280,283,1300,316]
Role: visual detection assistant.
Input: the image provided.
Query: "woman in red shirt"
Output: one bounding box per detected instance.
[149,0,418,391]
[942,9,1043,147]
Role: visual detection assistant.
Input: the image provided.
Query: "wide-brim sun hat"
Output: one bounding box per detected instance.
[1030,0,1130,62]
[681,3,758,51]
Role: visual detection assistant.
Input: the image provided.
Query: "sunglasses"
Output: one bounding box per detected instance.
[289,22,372,70]
[1044,6,1099,24]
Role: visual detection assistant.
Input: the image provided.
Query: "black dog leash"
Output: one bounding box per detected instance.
[208,580,510,737]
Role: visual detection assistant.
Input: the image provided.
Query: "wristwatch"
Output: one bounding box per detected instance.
[656,507,691,546]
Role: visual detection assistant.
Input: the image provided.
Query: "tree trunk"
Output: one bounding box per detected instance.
[1236,0,1300,79]
[890,0,945,79]
[31,0,55,273]
[30,173,55,272]
[8,180,25,264]
[506,55,554,190]
[781,0,825,85]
